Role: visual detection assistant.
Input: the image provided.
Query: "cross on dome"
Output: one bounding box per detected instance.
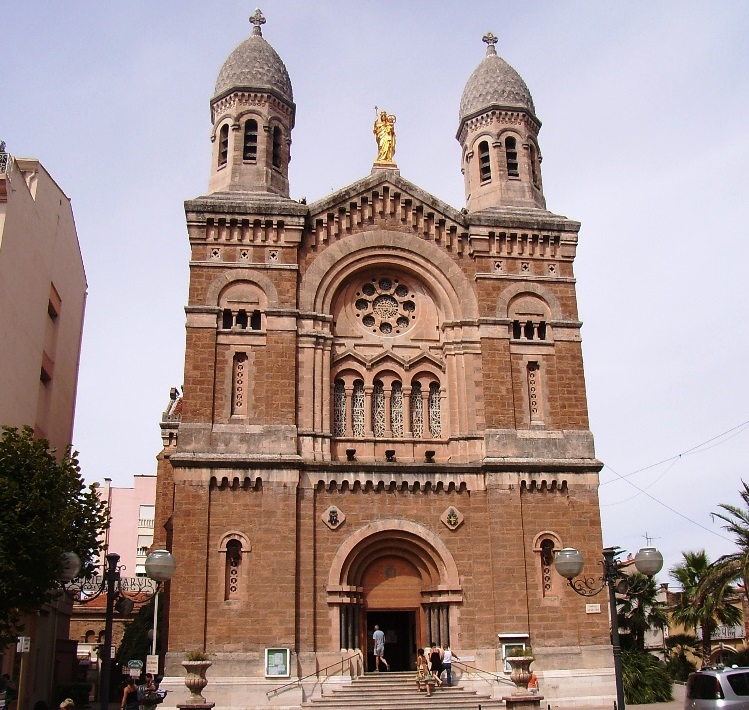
[250,8,266,36]
[482,31,498,56]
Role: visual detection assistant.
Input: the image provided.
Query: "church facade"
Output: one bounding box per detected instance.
[155,12,614,709]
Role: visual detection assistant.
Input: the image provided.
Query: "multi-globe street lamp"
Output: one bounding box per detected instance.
[554,546,664,710]
[58,549,176,710]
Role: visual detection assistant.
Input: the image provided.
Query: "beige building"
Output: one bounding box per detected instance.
[0,147,87,708]
[155,14,612,710]
[0,147,87,452]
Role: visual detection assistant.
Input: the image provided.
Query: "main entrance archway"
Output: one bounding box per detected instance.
[327,520,463,671]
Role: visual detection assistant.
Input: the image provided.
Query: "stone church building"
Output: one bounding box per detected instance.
[155,11,614,709]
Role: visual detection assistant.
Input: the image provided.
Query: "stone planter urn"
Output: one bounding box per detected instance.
[507,656,534,695]
[181,660,212,704]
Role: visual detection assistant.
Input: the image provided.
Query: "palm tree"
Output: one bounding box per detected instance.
[669,550,742,662]
[711,481,749,609]
[617,573,668,652]
[665,632,700,681]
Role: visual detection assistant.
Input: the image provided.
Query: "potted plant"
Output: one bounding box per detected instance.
[506,647,535,695]
[182,651,212,704]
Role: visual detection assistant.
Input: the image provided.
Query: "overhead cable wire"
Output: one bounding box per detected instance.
[599,418,749,487]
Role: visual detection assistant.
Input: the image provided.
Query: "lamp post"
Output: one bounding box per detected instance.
[554,546,663,710]
[58,550,176,710]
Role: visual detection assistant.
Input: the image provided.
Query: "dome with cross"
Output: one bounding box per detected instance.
[213,8,293,104]
[459,32,535,122]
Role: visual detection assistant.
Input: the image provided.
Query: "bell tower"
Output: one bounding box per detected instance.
[457,33,546,212]
[208,9,295,196]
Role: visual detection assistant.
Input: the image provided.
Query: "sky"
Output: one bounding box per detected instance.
[4,1,749,582]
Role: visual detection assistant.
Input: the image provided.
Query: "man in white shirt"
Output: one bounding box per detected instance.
[372,625,390,671]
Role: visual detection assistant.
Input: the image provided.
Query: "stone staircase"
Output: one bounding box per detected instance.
[304,671,507,710]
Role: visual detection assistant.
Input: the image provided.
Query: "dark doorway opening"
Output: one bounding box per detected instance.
[366,610,416,672]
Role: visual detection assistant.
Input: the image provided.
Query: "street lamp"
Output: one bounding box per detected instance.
[554,546,663,710]
[58,550,176,710]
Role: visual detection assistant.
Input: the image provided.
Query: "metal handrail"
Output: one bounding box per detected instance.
[266,652,362,697]
[452,659,516,686]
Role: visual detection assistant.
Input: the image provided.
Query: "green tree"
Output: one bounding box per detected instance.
[665,632,700,681]
[617,573,668,652]
[621,651,673,704]
[115,595,156,670]
[0,426,108,645]
[669,550,741,661]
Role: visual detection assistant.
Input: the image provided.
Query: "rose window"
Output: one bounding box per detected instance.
[354,277,416,335]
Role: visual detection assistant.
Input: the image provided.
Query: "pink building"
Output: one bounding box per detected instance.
[98,475,157,575]
[0,148,86,453]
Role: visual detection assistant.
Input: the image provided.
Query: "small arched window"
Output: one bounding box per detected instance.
[529,143,539,187]
[527,361,543,424]
[505,136,519,177]
[352,380,365,437]
[218,124,229,168]
[232,352,248,416]
[272,127,282,169]
[243,119,258,161]
[372,380,385,437]
[225,539,242,600]
[333,380,346,436]
[534,533,562,600]
[478,141,491,182]
[428,382,441,437]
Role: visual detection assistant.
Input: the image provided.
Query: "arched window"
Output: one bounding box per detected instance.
[225,539,242,600]
[372,380,385,437]
[232,353,248,416]
[505,136,518,177]
[391,381,404,437]
[333,380,346,436]
[478,140,491,182]
[529,143,539,187]
[411,383,423,438]
[527,361,543,424]
[352,380,365,437]
[243,119,258,161]
[272,126,282,169]
[534,533,562,600]
[218,124,229,167]
[428,382,441,437]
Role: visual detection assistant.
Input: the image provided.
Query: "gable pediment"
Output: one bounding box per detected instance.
[332,345,444,372]
[306,168,469,248]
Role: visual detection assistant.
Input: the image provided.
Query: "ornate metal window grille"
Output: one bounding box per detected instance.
[391,381,404,437]
[372,381,385,437]
[411,383,423,438]
[333,380,346,436]
[352,381,365,437]
[428,382,441,437]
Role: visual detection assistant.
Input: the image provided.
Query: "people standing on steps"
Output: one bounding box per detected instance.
[415,648,433,696]
[372,625,390,672]
[429,641,443,686]
[441,643,459,686]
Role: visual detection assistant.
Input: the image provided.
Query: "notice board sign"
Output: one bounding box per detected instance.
[264,648,290,678]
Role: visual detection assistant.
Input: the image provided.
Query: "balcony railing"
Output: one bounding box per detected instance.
[138,518,154,529]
